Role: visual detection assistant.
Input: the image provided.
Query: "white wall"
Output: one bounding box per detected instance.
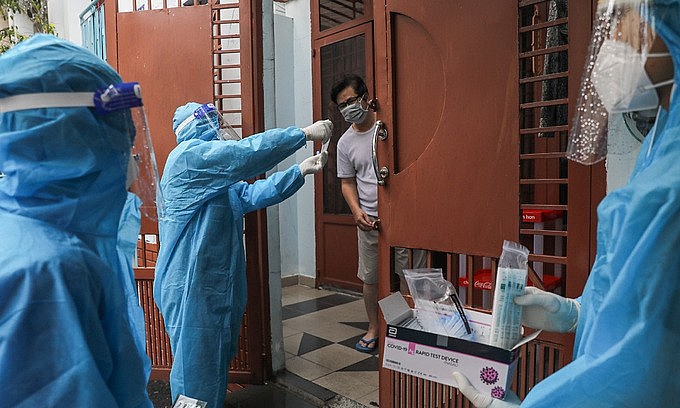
[266,0,316,372]
[266,0,316,281]
[47,0,91,45]
[280,0,316,280]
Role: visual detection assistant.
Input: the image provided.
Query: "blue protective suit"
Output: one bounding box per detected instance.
[117,192,152,382]
[154,102,307,407]
[523,3,680,406]
[0,35,152,407]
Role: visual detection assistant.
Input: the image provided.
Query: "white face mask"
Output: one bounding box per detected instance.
[592,39,674,113]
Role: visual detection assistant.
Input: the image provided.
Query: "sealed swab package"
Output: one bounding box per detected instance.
[489,241,529,349]
[403,268,474,341]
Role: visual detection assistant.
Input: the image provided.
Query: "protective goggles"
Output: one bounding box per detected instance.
[0,82,164,220]
[567,0,674,164]
[174,103,241,141]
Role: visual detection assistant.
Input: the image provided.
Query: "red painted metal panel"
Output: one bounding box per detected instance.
[319,221,362,292]
[376,1,520,258]
[115,7,214,177]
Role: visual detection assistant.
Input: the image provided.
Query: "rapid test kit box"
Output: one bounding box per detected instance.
[378,292,540,401]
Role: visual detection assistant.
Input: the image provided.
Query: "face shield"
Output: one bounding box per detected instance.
[174,103,241,141]
[567,0,674,165]
[0,82,163,220]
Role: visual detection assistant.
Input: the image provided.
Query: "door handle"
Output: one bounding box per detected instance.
[372,120,389,186]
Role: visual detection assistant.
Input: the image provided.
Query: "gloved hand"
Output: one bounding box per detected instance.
[299,151,328,176]
[513,286,580,333]
[452,372,521,408]
[302,119,333,144]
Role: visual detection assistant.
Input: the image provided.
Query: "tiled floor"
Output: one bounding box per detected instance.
[282,285,380,407]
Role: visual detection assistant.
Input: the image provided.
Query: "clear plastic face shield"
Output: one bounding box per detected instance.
[174,103,241,141]
[0,82,163,220]
[567,0,674,164]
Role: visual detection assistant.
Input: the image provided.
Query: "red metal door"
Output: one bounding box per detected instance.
[313,23,374,292]
[373,0,600,406]
[105,0,271,384]
[311,1,375,292]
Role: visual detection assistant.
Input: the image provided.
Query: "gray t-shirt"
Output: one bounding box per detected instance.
[336,122,378,216]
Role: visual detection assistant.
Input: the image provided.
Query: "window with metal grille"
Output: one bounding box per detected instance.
[318,0,366,32]
[518,0,569,297]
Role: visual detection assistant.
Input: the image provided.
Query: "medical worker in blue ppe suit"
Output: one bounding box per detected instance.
[454,1,680,407]
[0,35,153,406]
[154,101,331,407]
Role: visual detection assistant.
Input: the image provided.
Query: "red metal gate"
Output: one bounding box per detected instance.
[104,0,271,384]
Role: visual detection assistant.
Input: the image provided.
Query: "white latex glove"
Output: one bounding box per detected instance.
[302,119,333,144]
[299,151,328,176]
[452,373,521,408]
[513,286,580,333]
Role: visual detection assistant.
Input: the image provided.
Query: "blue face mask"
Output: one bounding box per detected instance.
[340,98,369,124]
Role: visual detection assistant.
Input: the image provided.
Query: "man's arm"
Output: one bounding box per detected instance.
[340,178,375,231]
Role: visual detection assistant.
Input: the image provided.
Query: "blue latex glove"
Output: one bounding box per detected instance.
[453,372,521,408]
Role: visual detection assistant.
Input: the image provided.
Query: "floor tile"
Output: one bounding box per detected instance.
[283,294,357,320]
[275,371,337,403]
[224,383,319,408]
[326,299,370,318]
[283,332,303,355]
[285,355,334,381]
[318,293,359,307]
[282,325,301,339]
[300,343,371,371]
[312,371,379,402]
[281,286,334,307]
[298,332,334,355]
[340,321,369,331]
[338,355,379,372]
[282,305,308,320]
[306,300,368,322]
[355,389,380,407]
[278,286,382,406]
[298,321,365,343]
[283,314,336,333]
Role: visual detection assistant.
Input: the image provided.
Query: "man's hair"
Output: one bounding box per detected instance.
[330,74,368,105]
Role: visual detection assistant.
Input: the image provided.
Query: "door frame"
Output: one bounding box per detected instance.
[313,22,374,292]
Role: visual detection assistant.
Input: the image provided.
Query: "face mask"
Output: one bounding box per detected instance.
[592,39,673,113]
[340,98,369,124]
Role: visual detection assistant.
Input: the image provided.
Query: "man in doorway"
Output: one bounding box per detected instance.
[332,75,422,353]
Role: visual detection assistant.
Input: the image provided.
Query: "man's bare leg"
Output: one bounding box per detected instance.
[360,282,379,350]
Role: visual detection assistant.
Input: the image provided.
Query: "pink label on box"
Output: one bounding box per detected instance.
[408,342,416,355]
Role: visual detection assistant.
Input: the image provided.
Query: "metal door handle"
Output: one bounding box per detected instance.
[372,120,389,186]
